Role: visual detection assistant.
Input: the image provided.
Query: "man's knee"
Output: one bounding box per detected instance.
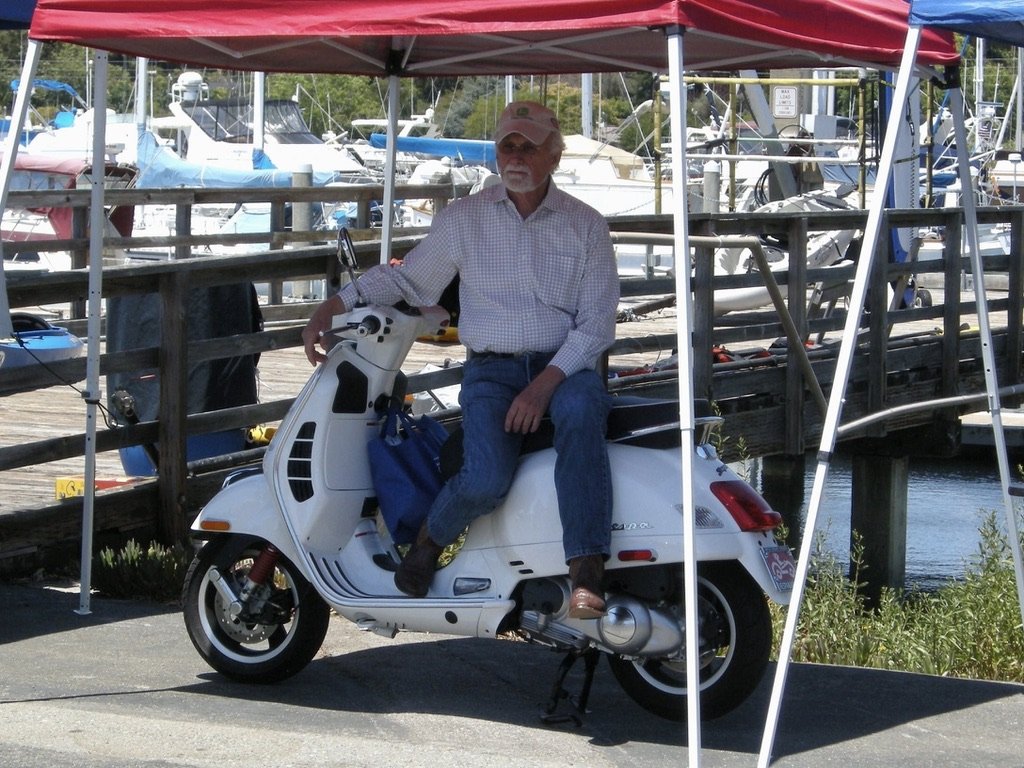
[551,371,610,422]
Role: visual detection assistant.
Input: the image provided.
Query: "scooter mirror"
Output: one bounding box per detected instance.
[336,227,366,305]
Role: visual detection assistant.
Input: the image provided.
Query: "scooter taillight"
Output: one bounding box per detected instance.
[709,480,782,531]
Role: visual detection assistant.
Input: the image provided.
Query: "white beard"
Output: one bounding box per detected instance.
[500,165,546,194]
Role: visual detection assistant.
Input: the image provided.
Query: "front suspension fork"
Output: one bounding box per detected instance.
[208,543,281,619]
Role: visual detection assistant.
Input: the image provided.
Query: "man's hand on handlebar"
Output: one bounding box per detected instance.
[302,294,345,366]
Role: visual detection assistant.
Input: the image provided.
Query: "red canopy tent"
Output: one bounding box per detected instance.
[28,0,956,75]
[9,2,959,762]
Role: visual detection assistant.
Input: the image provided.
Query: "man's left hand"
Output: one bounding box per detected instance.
[505,365,566,434]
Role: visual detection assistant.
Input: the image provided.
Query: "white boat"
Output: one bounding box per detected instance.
[710,190,859,314]
[348,111,440,178]
[163,72,377,181]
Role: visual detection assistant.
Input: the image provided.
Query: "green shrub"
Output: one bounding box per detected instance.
[92,539,191,602]
[772,511,1024,683]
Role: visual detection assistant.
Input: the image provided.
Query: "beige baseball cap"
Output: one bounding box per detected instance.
[495,101,560,145]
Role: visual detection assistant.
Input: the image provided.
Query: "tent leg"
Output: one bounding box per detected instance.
[77,50,110,616]
[757,26,924,767]
[379,75,400,265]
[666,26,702,766]
[0,40,44,340]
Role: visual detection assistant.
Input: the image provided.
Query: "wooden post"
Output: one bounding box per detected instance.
[157,270,190,544]
[784,217,808,455]
[356,199,371,229]
[761,453,807,552]
[692,220,715,399]
[70,207,88,319]
[850,452,908,604]
[1006,208,1024,406]
[269,201,286,304]
[174,201,192,261]
[866,212,890,433]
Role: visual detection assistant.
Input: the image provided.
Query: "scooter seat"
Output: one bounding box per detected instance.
[439,397,707,478]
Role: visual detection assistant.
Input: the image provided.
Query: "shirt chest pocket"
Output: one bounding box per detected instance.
[530,250,583,312]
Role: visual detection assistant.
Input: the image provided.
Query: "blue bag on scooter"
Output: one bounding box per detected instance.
[368,407,449,545]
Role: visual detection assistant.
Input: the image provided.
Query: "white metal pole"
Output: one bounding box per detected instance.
[948,87,1024,633]
[254,71,266,153]
[134,57,149,127]
[581,73,593,139]
[0,40,43,340]
[77,50,110,616]
[380,74,400,263]
[757,26,924,767]
[974,38,986,152]
[666,26,702,766]
[1017,48,1023,152]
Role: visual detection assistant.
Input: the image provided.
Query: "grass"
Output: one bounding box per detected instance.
[772,510,1024,683]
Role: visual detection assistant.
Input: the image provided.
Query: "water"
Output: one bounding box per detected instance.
[754,452,1014,590]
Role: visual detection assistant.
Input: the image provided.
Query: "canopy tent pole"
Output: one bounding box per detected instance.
[665,26,703,765]
[379,74,400,264]
[76,50,110,616]
[254,71,266,153]
[0,39,44,340]
[947,85,1024,633]
[757,27,926,767]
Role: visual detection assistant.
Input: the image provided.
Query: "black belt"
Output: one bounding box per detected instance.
[467,349,520,360]
[467,349,550,360]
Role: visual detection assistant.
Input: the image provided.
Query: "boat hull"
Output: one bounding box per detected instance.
[0,322,85,369]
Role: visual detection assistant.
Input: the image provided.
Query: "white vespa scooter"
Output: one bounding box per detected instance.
[182,235,796,722]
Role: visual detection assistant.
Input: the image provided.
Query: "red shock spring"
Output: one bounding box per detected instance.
[246,544,281,585]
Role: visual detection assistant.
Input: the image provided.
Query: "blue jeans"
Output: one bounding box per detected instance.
[425,352,613,562]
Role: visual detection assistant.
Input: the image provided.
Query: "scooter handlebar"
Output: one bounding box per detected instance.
[327,314,382,340]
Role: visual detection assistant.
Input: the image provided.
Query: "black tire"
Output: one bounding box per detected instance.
[915,288,933,308]
[182,536,331,683]
[607,562,772,720]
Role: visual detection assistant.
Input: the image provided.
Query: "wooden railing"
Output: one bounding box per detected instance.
[2,180,1022,569]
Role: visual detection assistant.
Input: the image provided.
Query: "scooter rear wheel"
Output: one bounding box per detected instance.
[607,561,771,720]
[182,535,331,683]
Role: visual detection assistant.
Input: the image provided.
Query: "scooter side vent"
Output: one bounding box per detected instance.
[287,421,317,502]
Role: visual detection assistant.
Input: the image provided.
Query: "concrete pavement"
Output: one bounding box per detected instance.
[1,580,1023,767]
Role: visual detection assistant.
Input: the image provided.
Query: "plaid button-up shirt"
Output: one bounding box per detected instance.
[339,181,619,377]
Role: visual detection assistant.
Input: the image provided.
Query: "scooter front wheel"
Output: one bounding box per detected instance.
[607,561,771,720]
[182,536,331,683]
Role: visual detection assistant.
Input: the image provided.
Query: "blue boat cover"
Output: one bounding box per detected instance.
[134,129,338,188]
[368,134,496,169]
[910,0,1024,46]
[10,78,81,102]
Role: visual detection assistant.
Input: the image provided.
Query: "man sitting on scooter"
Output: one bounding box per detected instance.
[301,101,619,619]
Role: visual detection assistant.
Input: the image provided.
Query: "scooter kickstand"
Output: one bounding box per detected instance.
[540,647,601,726]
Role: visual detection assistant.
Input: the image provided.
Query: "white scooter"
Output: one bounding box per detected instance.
[182,241,796,722]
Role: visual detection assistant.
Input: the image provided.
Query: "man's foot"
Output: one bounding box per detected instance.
[569,587,607,619]
[567,554,606,619]
[394,523,444,597]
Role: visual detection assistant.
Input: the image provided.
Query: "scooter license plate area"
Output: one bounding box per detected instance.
[760,545,796,592]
